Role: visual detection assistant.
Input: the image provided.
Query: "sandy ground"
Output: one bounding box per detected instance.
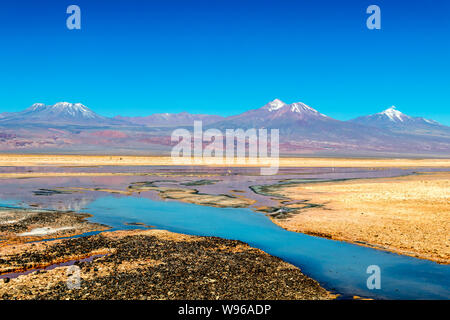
[0,229,334,300]
[0,154,449,168]
[272,172,450,264]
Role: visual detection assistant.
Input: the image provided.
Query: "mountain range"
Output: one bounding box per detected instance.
[0,100,449,156]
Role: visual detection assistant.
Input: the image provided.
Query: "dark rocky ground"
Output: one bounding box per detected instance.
[0,229,334,300]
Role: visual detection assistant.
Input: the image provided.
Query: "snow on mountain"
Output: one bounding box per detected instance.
[213,99,331,128]
[209,99,397,148]
[289,102,329,117]
[23,102,99,120]
[350,106,419,126]
[379,106,410,122]
[350,106,450,138]
[262,99,286,111]
[423,118,440,125]
[260,99,326,116]
[351,106,445,127]
[28,103,46,111]
[0,102,121,125]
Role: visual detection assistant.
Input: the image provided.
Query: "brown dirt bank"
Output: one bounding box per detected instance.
[271,172,450,264]
[0,229,334,300]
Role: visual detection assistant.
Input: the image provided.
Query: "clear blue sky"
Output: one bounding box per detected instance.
[0,0,449,124]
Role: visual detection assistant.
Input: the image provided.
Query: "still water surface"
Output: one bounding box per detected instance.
[83,196,450,300]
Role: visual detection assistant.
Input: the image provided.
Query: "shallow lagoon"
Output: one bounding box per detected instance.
[83,196,450,300]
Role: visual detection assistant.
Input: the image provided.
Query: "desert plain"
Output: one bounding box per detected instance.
[0,154,449,167]
[271,172,449,263]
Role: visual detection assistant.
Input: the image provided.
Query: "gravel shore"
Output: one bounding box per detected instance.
[0,206,109,246]
[0,229,334,300]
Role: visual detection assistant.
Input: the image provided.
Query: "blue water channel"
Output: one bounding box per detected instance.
[80,196,450,300]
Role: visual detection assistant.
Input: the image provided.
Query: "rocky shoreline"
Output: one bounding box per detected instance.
[0,206,109,246]
[0,229,334,300]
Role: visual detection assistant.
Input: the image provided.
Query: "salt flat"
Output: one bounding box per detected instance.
[0,154,449,168]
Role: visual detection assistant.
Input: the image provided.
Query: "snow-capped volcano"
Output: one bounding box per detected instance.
[260,99,327,117]
[0,102,120,125]
[351,106,442,127]
[209,99,387,144]
[350,106,449,138]
[219,99,330,126]
[25,102,98,120]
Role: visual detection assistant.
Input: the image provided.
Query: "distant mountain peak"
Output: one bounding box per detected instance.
[262,99,286,111]
[41,102,97,119]
[350,106,449,141]
[289,102,324,115]
[53,102,89,110]
[27,101,89,111]
[379,106,409,122]
[28,103,46,111]
[260,99,328,118]
[0,102,113,124]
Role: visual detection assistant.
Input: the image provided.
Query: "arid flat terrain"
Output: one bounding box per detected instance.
[272,172,450,264]
[0,154,449,168]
